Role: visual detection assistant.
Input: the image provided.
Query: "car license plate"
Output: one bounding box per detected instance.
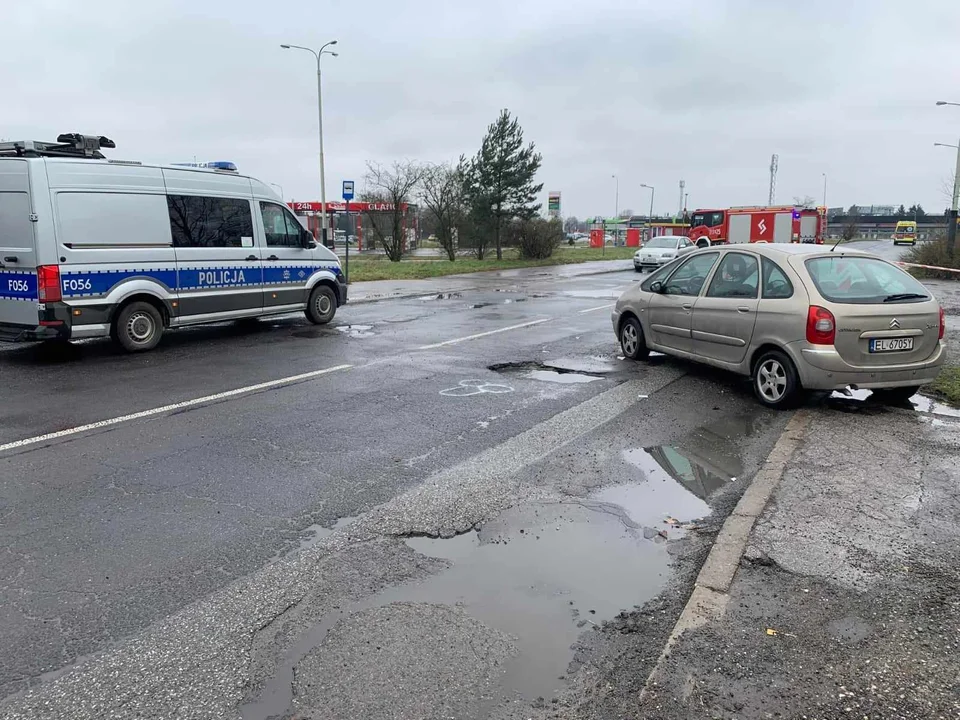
[870,337,914,353]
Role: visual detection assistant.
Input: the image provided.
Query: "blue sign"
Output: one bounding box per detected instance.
[342,180,355,201]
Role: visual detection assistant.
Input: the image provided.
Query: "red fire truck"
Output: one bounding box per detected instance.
[686,206,824,248]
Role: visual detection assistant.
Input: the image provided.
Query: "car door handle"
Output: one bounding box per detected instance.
[245,255,258,261]
[266,255,279,261]
[737,306,752,313]
[2,256,17,263]
[681,303,693,311]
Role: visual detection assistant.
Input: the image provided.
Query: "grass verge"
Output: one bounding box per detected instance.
[344,246,636,282]
[922,365,960,406]
[903,235,960,280]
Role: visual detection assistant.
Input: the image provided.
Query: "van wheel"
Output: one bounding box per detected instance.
[306,285,337,325]
[619,316,650,360]
[752,349,800,409]
[113,302,163,353]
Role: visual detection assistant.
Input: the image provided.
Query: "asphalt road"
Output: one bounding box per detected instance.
[0,258,946,719]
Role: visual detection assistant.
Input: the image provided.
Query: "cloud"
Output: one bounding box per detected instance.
[3,0,959,216]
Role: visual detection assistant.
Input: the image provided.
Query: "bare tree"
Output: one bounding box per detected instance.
[793,195,816,207]
[842,209,860,241]
[361,161,425,262]
[420,162,465,261]
[618,209,634,219]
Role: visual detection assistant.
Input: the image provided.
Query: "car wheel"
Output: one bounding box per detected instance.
[695,237,710,248]
[752,349,800,409]
[872,386,921,404]
[305,285,337,325]
[113,301,163,353]
[634,266,642,273]
[619,316,649,360]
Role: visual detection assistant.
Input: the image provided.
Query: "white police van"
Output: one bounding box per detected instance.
[0,134,346,352]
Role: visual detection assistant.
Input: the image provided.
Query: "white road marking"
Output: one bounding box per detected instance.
[579,303,615,314]
[0,364,352,454]
[417,318,551,350]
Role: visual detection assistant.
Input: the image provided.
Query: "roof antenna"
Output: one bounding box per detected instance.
[829,213,844,252]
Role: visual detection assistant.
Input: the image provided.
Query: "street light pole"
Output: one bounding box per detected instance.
[640,183,655,221]
[282,40,338,246]
[935,101,960,257]
[821,173,828,239]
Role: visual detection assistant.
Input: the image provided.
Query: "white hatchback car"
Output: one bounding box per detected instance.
[634,236,696,272]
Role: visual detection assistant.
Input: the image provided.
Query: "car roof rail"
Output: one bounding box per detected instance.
[0,133,116,159]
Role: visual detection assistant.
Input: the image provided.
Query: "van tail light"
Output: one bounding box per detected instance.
[806,305,836,345]
[37,265,62,303]
[940,306,946,340]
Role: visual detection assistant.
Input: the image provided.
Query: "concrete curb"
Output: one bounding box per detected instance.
[638,408,811,702]
[347,263,633,305]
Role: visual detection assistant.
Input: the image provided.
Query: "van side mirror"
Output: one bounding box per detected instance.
[650,281,664,293]
[302,232,317,249]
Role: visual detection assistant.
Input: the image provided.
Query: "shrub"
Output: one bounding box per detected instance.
[511,218,564,259]
[903,233,960,280]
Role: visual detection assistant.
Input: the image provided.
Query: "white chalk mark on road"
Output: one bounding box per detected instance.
[0,364,353,454]
[417,318,551,350]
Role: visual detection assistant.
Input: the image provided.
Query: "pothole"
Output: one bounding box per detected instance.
[386,501,671,701]
[489,361,605,384]
[827,388,959,417]
[420,292,463,301]
[335,324,375,337]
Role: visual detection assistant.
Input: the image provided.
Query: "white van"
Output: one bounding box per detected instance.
[0,134,346,352]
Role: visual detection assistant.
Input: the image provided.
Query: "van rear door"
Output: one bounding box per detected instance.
[0,159,40,329]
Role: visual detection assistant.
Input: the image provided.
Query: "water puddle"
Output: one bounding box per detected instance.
[526,369,600,384]
[242,502,670,718]
[420,292,463,300]
[392,502,670,701]
[828,388,959,418]
[335,324,375,338]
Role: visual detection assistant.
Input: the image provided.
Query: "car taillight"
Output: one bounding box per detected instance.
[806,305,835,345]
[940,306,945,340]
[37,265,61,303]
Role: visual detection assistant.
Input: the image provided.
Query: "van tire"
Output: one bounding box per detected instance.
[306,285,337,325]
[113,302,164,352]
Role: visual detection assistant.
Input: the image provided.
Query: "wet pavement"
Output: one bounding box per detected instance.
[0,261,956,719]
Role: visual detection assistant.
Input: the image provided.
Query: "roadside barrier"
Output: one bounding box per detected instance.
[896,261,960,274]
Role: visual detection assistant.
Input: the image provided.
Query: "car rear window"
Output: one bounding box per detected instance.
[804,255,930,304]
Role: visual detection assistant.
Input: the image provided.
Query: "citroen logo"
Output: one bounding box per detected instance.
[889,318,901,329]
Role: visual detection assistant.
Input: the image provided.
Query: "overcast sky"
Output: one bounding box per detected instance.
[5,0,960,218]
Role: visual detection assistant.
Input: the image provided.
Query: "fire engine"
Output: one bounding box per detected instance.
[686,206,824,248]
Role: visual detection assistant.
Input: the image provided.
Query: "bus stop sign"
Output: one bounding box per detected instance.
[342,180,354,201]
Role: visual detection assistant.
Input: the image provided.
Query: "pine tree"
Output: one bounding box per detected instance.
[463,109,543,260]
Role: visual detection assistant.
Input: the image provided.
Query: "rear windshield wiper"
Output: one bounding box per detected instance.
[883,293,928,302]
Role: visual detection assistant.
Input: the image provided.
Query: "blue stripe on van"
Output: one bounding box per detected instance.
[57,264,341,298]
[0,269,38,302]
[61,269,178,298]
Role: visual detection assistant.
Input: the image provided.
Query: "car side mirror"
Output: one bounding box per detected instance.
[650,281,664,293]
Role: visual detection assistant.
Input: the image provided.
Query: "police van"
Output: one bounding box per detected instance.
[0,134,346,352]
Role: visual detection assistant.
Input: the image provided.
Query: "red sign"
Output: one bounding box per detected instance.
[751,212,775,241]
[288,201,408,213]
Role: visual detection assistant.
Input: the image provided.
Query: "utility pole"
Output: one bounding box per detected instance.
[768,154,778,206]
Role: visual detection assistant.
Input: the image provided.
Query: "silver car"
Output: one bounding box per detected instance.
[612,244,946,408]
[634,235,696,272]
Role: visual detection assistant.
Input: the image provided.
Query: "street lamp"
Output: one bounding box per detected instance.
[935,99,960,256]
[611,174,619,219]
[282,40,338,246]
[639,183,655,221]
